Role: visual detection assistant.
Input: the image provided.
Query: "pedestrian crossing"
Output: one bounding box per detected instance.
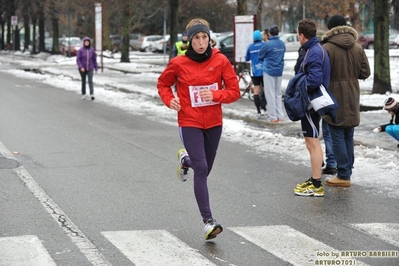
[0,235,56,266]
[1,223,397,265]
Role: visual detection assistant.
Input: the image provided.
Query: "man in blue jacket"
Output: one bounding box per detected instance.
[258,25,285,122]
[245,30,266,117]
[293,19,331,197]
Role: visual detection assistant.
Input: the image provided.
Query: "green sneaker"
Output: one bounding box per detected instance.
[294,184,324,197]
[295,178,312,189]
[176,149,189,182]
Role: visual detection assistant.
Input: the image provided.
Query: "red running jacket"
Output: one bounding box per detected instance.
[157,47,240,129]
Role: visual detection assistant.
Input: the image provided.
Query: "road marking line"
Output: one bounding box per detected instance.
[0,141,111,266]
[229,225,370,266]
[349,223,399,247]
[102,230,216,266]
[0,235,56,266]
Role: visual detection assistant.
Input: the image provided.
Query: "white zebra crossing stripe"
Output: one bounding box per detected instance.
[349,223,399,247]
[102,230,216,266]
[228,225,370,266]
[0,235,56,266]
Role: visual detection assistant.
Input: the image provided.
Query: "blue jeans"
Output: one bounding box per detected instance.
[322,120,336,168]
[328,125,354,180]
[79,69,94,95]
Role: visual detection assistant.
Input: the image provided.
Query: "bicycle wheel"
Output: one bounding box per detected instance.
[247,83,254,101]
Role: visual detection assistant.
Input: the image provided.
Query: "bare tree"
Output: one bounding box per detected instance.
[237,0,247,15]
[21,0,30,51]
[169,0,178,58]
[372,0,391,94]
[120,0,131,62]
[37,0,45,52]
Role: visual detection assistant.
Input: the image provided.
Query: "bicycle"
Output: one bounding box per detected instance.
[237,69,254,101]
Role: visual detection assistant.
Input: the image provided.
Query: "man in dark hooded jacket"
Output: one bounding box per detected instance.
[321,15,370,187]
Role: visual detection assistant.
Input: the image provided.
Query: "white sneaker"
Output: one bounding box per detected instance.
[260,109,266,116]
[176,149,189,182]
[204,219,223,240]
[81,95,86,100]
[90,95,95,100]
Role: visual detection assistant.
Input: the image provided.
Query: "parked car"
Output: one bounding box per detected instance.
[357,34,374,49]
[59,37,82,56]
[139,35,163,52]
[44,37,53,52]
[129,33,143,51]
[279,33,301,52]
[154,34,182,53]
[358,33,399,49]
[109,35,122,52]
[217,32,234,64]
[389,34,399,49]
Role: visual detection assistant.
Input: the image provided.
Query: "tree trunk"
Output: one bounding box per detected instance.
[49,0,60,54]
[22,0,30,52]
[120,0,131,62]
[256,0,263,30]
[1,22,5,50]
[38,3,45,52]
[31,19,37,54]
[237,0,247,15]
[372,0,391,94]
[169,0,178,59]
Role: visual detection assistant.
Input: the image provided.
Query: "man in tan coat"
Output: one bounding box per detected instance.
[321,15,370,187]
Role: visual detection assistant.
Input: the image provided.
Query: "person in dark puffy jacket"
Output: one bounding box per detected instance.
[321,15,370,188]
[76,37,98,100]
[373,97,399,148]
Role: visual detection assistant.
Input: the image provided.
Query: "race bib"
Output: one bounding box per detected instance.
[189,83,219,107]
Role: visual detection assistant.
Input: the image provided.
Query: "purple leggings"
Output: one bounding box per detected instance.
[179,126,222,222]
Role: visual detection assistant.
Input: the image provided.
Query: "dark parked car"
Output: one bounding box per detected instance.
[110,34,143,52]
[358,33,399,49]
[110,35,122,52]
[217,32,234,65]
[357,34,374,49]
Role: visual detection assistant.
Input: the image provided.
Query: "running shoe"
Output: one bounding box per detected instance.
[81,95,86,100]
[90,95,95,101]
[295,178,312,189]
[294,184,324,197]
[176,149,189,182]
[204,219,223,240]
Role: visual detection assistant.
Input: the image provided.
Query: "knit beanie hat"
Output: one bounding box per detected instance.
[253,30,262,41]
[327,15,347,30]
[384,97,398,112]
[187,23,210,42]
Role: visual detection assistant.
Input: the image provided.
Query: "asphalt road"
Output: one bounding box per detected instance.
[0,69,398,265]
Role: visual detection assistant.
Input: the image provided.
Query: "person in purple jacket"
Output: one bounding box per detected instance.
[76,37,98,100]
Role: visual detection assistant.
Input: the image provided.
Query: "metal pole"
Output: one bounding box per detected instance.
[12,26,14,60]
[163,7,167,65]
[68,8,71,57]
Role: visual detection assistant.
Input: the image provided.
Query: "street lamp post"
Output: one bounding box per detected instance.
[68,8,71,57]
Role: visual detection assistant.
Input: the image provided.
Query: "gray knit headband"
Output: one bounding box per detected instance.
[187,24,210,41]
